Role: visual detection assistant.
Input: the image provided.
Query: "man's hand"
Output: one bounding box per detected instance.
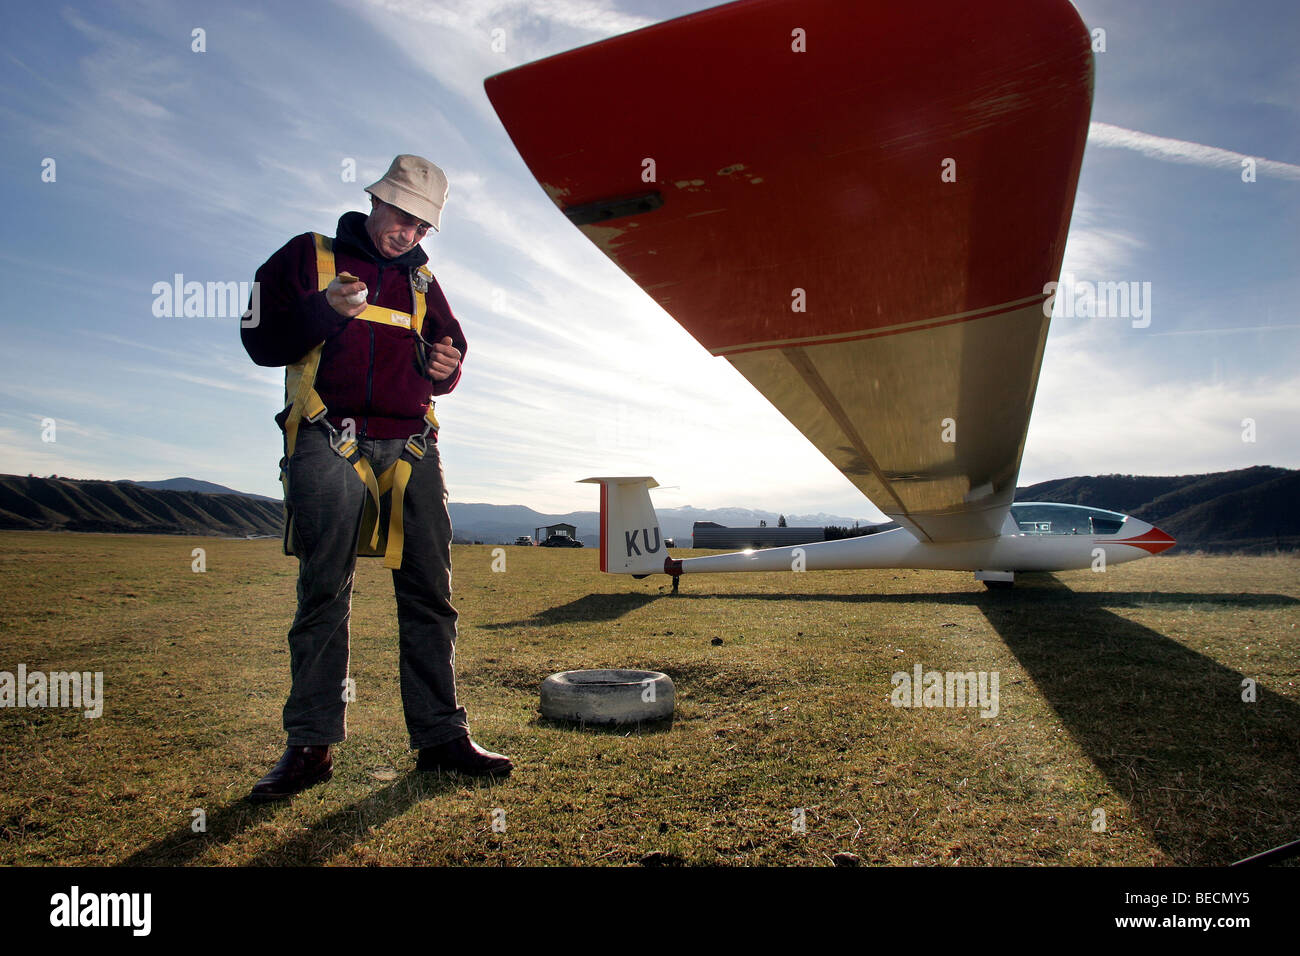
[426,336,461,381]
[326,274,368,318]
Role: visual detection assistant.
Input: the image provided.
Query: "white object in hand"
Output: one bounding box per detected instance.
[345,289,367,306]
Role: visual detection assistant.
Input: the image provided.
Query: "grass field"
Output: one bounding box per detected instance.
[0,531,1296,866]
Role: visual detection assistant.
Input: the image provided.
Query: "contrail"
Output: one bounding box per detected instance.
[1088,122,1300,182]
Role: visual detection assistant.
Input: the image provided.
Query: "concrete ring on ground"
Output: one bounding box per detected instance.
[540,669,675,725]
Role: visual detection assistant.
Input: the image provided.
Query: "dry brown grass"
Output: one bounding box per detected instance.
[0,532,1296,866]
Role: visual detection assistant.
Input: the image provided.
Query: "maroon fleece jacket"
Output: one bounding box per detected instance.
[241,211,466,440]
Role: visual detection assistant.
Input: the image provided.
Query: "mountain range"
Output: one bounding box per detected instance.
[0,466,1294,553]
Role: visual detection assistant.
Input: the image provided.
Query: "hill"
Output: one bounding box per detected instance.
[2,466,1294,551]
[1016,466,1298,553]
[120,477,280,501]
[0,475,282,538]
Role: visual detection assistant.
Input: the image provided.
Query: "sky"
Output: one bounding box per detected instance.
[1,0,1296,521]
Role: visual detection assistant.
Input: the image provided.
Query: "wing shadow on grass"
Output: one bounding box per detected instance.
[659,588,1297,610]
[481,585,1294,629]
[481,592,662,629]
[119,772,466,866]
[663,579,1299,864]
[974,575,1300,866]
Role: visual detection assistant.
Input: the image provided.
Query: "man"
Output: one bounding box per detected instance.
[241,154,511,802]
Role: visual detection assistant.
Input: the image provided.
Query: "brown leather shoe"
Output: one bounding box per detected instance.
[246,745,333,802]
[416,736,512,778]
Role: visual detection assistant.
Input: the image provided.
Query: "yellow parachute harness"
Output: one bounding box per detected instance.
[280,233,440,569]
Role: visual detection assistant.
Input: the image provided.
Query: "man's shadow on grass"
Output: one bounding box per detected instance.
[119,770,470,867]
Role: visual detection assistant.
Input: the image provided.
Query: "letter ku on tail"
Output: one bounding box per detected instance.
[579,477,667,574]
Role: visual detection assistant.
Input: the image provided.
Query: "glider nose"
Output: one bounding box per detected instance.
[1118,523,1176,555]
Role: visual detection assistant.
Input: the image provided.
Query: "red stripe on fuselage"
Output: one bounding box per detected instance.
[1109,527,1176,555]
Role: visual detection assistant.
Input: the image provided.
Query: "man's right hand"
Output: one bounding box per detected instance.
[326,276,369,317]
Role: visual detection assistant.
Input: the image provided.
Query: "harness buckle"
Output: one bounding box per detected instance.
[331,430,358,458]
[404,434,428,460]
[309,409,356,459]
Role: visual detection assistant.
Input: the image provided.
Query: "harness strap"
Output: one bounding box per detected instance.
[283,347,322,461]
[384,460,415,570]
[353,457,383,552]
[280,232,440,567]
[379,402,441,569]
[313,233,427,335]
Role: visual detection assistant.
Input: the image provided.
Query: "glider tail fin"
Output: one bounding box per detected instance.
[578,476,668,574]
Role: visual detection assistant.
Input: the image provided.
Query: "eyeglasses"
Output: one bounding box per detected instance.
[381,200,432,236]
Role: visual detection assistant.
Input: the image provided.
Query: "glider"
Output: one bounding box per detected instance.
[485,0,1175,588]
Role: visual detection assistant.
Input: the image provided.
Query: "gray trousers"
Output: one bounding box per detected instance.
[281,423,469,749]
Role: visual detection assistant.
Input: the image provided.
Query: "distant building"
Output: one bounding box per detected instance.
[536,522,577,540]
[691,521,826,550]
[536,523,583,548]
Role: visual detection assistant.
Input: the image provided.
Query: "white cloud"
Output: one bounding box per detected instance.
[1088,121,1300,182]
[1025,356,1299,485]
[1059,191,1147,281]
[349,0,655,124]
[0,430,70,477]
[1145,324,1300,338]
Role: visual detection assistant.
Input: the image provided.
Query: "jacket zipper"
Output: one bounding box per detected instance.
[364,325,375,436]
[363,264,382,437]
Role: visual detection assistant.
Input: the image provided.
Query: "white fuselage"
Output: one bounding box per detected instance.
[677,520,1173,575]
[584,478,1177,579]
